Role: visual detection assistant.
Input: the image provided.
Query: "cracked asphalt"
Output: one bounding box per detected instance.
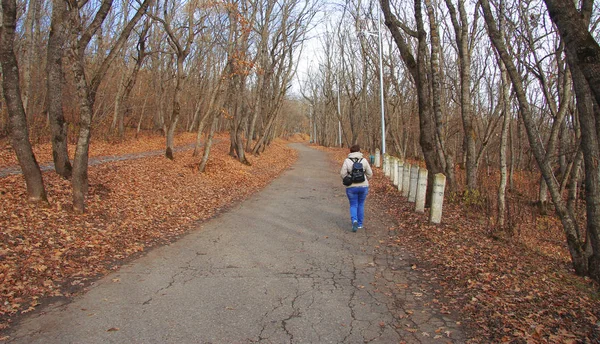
[6,143,465,343]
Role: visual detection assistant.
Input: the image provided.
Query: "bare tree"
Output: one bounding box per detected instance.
[111,16,152,138]
[497,58,510,230]
[444,0,480,191]
[224,0,256,165]
[22,0,43,118]
[542,0,600,282]
[67,0,152,212]
[381,0,443,203]
[246,0,276,153]
[0,0,47,203]
[252,0,317,154]
[425,0,456,190]
[481,0,588,277]
[151,0,204,160]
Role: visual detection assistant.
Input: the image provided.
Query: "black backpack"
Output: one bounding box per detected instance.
[349,158,365,183]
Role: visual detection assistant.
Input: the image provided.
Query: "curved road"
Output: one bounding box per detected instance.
[6,144,465,343]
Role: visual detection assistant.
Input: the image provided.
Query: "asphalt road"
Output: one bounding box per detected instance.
[6,143,465,343]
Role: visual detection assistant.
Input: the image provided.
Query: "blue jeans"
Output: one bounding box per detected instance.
[346,187,369,227]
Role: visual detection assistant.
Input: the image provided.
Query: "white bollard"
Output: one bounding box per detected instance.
[429,173,447,224]
[392,158,399,185]
[408,165,419,202]
[402,162,410,197]
[393,158,400,186]
[375,149,381,168]
[415,168,428,213]
[383,155,388,176]
[397,162,404,192]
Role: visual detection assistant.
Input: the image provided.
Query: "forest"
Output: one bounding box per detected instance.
[0,0,314,211]
[1,0,600,340]
[299,0,600,286]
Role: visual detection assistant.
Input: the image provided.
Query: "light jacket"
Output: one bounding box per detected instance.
[340,152,373,188]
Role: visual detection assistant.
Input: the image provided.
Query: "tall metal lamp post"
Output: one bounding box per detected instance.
[337,75,343,147]
[360,11,386,155]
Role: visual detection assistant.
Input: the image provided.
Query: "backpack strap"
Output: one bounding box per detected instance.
[346,158,356,175]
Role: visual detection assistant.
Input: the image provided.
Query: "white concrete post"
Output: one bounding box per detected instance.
[402,162,410,197]
[408,165,419,202]
[385,155,391,177]
[429,173,447,224]
[383,155,388,176]
[375,149,381,168]
[415,168,428,213]
[394,158,400,186]
[397,162,404,192]
[392,158,399,185]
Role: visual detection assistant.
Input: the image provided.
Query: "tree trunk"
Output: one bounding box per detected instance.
[166,57,184,160]
[70,58,94,213]
[46,0,72,179]
[194,75,223,156]
[425,0,455,191]
[68,0,151,212]
[246,77,263,152]
[509,118,515,190]
[381,0,443,205]
[0,0,47,203]
[245,0,273,153]
[444,0,477,191]
[543,0,600,282]
[111,69,127,135]
[498,59,510,231]
[543,0,600,108]
[228,74,250,164]
[569,58,600,282]
[136,95,147,137]
[252,111,277,155]
[414,0,443,203]
[567,150,583,215]
[22,0,40,118]
[198,113,218,173]
[119,43,146,138]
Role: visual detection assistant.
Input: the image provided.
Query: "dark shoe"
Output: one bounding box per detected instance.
[352,221,358,232]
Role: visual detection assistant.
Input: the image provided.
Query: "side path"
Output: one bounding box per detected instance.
[6,144,465,343]
[0,143,196,178]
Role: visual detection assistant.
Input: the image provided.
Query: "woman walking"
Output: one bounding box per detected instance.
[340,145,373,232]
